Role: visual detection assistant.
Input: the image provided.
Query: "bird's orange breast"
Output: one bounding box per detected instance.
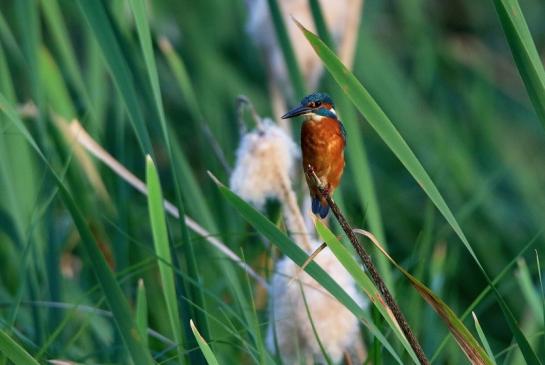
[301,117,346,196]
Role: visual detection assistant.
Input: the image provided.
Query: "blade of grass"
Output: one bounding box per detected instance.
[15,0,42,114]
[135,279,149,349]
[0,41,29,238]
[0,329,40,365]
[146,155,187,365]
[39,48,76,119]
[40,0,95,117]
[516,258,542,319]
[492,0,545,129]
[239,253,274,365]
[0,93,155,365]
[75,0,152,154]
[298,282,334,365]
[158,38,202,122]
[190,320,219,365]
[85,30,109,131]
[266,0,306,99]
[472,312,498,365]
[126,0,166,142]
[536,251,545,354]
[295,20,542,364]
[0,11,24,62]
[171,140,217,230]
[307,0,334,49]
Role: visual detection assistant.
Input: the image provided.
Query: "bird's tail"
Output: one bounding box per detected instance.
[311,196,330,218]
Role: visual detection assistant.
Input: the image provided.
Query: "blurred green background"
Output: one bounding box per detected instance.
[0,0,545,364]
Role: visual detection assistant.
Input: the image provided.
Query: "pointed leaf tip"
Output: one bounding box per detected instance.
[291,15,303,28]
[190,319,220,365]
[207,170,223,187]
[291,16,312,37]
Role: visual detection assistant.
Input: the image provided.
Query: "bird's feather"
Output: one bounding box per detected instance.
[301,116,346,219]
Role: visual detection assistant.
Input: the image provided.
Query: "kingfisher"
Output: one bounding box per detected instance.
[282,92,346,218]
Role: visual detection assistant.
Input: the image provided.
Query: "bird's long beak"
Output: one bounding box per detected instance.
[281,104,311,119]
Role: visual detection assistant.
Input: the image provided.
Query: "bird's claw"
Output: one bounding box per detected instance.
[305,164,329,197]
[305,164,316,176]
[321,186,330,198]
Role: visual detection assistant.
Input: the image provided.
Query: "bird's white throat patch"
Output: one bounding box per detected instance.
[302,113,324,122]
[303,108,336,122]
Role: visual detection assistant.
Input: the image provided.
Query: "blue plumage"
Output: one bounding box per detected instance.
[311,197,330,218]
[301,92,333,106]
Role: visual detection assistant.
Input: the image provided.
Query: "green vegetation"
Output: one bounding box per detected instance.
[0,0,544,364]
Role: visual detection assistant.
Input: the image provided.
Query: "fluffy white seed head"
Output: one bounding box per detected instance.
[246,0,363,92]
[230,119,300,210]
[267,241,367,364]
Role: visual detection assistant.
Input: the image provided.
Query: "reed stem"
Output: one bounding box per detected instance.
[306,165,430,365]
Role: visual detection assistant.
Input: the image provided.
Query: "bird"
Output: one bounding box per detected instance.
[282,92,346,218]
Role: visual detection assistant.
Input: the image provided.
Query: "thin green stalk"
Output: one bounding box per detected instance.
[266,0,306,99]
[492,0,545,129]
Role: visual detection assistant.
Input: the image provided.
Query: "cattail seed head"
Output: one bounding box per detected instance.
[267,242,366,364]
[246,0,363,92]
[230,118,300,210]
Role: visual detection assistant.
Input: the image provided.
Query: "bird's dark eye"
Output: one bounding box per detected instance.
[315,101,322,107]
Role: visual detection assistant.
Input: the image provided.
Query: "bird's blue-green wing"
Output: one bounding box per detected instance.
[337,120,347,146]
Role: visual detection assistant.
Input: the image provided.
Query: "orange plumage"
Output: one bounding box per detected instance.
[301,116,345,217]
[282,92,346,218]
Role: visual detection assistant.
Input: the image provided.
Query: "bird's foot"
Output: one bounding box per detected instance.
[305,164,317,178]
[321,185,330,198]
[305,164,330,197]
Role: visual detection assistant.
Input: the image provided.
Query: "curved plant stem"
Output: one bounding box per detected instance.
[306,165,429,365]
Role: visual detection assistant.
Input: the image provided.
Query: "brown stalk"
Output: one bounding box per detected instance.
[305,165,430,365]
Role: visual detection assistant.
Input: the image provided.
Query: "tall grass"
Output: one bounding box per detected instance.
[0,0,544,364]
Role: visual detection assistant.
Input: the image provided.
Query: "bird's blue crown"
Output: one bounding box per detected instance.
[301,92,336,119]
[301,92,334,106]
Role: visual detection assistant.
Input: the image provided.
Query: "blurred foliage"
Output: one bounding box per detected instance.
[0,0,545,364]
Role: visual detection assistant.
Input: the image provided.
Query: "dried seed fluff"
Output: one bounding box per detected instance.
[230,118,299,210]
[267,242,367,364]
[246,0,363,92]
